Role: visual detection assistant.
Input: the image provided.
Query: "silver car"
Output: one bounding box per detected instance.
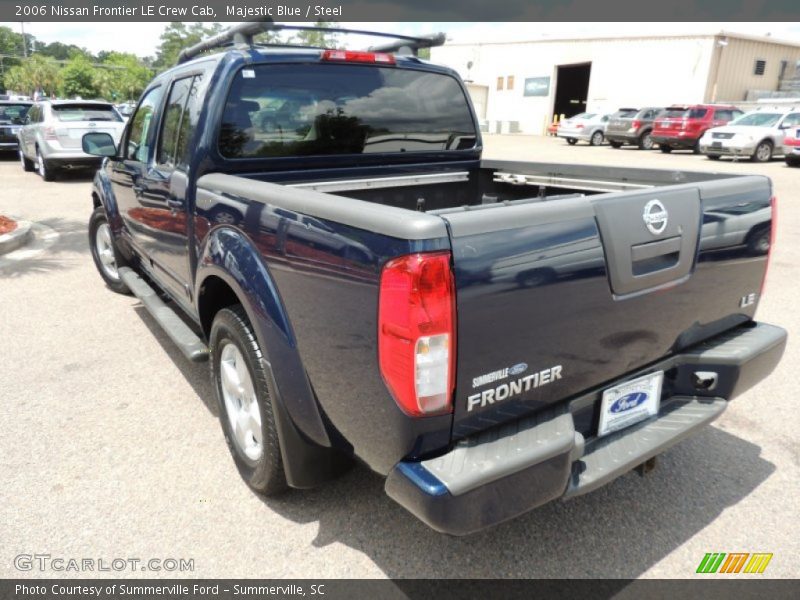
[18,100,125,180]
[699,107,800,162]
[556,112,610,146]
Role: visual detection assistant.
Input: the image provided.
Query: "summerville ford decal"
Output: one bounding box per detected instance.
[467,364,563,411]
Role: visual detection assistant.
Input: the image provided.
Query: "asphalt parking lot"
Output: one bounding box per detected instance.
[1,135,798,579]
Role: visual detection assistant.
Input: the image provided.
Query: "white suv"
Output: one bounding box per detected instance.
[699,107,800,162]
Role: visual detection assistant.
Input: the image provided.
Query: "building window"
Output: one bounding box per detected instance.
[754,59,767,76]
[506,76,515,90]
[496,76,504,91]
[779,60,788,80]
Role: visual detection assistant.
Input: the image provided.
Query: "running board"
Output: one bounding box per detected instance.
[118,267,209,363]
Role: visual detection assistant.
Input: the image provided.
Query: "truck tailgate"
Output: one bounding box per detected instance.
[444,175,772,438]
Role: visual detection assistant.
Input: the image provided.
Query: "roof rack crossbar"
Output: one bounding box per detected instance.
[176,20,446,64]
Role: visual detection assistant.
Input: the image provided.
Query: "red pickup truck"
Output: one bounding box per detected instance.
[652,104,743,153]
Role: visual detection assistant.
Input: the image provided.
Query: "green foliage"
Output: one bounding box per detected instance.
[153,22,224,70]
[59,55,99,98]
[3,55,61,97]
[99,52,152,101]
[290,20,340,48]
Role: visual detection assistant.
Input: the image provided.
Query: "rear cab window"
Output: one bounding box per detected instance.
[51,104,122,122]
[217,63,477,158]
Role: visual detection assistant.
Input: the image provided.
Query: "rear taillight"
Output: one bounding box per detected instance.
[575,124,584,129]
[761,196,777,297]
[43,126,57,140]
[321,50,395,65]
[631,120,641,129]
[378,252,456,417]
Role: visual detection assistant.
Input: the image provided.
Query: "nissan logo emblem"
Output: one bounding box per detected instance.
[643,199,668,235]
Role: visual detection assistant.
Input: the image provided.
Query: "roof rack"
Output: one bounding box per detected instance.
[177,19,446,64]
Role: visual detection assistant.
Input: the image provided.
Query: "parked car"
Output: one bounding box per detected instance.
[83,22,785,536]
[556,112,610,145]
[652,104,742,153]
[699,108,800,162]
[116,102,135,119]
[0,100,32,153]
[18,100,125,181]
[784,125,800,167]
[606,107,664,150]
[546,121,559,136]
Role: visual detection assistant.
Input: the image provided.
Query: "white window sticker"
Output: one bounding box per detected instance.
[242,69,255,79]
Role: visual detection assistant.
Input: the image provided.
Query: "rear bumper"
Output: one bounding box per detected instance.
[606,132,640,144]
[652,134,700,149]
[386,322,786,535]
[557,130,591,141]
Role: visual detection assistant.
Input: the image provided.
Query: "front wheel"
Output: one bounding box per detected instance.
[19,149,34,172]
[707,154,722,161]
[659,145,672,154]
[787,157,800,168]
[752,141,773,163]
[566,138,578,145]
[211,305,287,496]
[609,141,623,149]
[638,131,654,150]
[590,131,604,146]
[88,207,131,294]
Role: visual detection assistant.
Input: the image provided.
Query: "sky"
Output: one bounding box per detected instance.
[2,22,800,58]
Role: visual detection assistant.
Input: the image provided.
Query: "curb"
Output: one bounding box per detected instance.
[0,220,33,255]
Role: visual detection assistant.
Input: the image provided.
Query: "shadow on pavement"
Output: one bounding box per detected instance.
[0,217,89,278]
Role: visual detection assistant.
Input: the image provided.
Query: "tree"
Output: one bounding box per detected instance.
[38,41,94,62]
[291,20,339,48]
[59,55,99,98]
[4,55,61,97]
[100,52,152,101]
[154,22,224,70]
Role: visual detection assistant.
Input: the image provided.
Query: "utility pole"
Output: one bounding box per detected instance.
[20,22,27,57]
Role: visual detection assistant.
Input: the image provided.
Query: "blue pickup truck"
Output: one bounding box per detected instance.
[84,22,786,535]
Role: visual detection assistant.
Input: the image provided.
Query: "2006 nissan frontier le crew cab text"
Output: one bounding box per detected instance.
[82,21,786,535]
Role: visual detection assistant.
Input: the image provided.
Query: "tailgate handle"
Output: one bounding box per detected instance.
[631,236,682,275]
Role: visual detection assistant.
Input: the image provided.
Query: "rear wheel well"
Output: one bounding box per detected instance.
[92,192,101,209]
[198,275,242,340]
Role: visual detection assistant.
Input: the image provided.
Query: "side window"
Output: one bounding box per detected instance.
[715,110,730,121]
[125,86,163,162]
[157,72,208,170]
[157,77,193,167]
[783,113,800,128]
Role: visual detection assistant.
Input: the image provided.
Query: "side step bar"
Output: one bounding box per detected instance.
[118,267,209,362]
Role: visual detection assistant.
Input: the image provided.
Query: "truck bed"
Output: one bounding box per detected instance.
[196,160,772,455]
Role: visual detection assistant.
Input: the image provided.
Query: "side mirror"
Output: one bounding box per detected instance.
[82,132,117,157]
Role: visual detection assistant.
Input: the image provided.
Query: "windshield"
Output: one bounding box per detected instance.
[52,104,122,122]
[0,104,30,124]
[218,64,477,158]
[731,113,783,127]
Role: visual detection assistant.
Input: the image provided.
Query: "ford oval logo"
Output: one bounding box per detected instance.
[509,363,528,376]
[610,392,649,413]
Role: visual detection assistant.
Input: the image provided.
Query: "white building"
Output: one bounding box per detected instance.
[431,32,800,134]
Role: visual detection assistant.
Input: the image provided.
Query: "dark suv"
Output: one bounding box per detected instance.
[606,107,664,150]
[652,104,742,153]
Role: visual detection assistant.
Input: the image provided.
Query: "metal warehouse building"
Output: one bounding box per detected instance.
[430,32,800,135]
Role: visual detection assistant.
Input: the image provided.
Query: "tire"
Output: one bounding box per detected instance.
[19,148,34,172]
[36,146,56,181]
[211,305,287,496]
[692,141,701,154]
[609,141,623,149]
[786,157,800,168]
[566,138,577,145]
[638,131,654,150]
[746,226,770,256]
[88,207,131,294]
[707,154,722,161]
[752,140,773,163]
[659,145,672,153]
[590,130,604,146]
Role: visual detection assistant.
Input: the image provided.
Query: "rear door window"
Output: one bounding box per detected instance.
[218,63,477,158]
